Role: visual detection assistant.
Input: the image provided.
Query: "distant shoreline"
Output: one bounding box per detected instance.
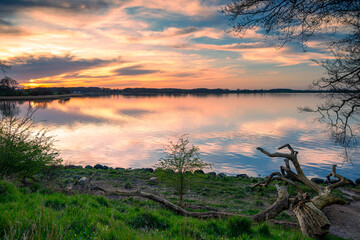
[0,87,351,101]
[0,94,83,101]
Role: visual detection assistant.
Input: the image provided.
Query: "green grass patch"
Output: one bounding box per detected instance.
[0,181,336,240]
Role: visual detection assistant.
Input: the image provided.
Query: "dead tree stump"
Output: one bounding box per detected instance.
[255,144,349,238]
[293,194,330,238]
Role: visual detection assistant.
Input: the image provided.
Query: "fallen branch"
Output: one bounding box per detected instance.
[91,185,291,221]
[92,186,235,219]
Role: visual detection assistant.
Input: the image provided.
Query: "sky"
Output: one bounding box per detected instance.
[0,0,332,89]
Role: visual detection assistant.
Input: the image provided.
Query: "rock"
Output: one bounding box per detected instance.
[149,177,158,182]
[194,170,204,174]
[311,178,325,184]
[208,172,216,177]
[355,178,360,186]
[85,165,92,169]
[66,184,73,191]
[218,173,227,178]
[236,174,249,178]
[78,177,88,186]
[325,179,340,184]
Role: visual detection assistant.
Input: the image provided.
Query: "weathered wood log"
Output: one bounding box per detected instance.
[312,194,349,210]
[293,194,330,238]
[91,185,292,221]
[253,185,290,222]
[256,145,351,238]
[92,186,236,219]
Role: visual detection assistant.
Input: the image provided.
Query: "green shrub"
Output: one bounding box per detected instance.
[155,135,211,207]
[30,182,41,193]
[0,215,7,235]
[254,200,264,206]
[44,198,67,211]
[95,195,109,207]
[124,181,132,189]
[0,113,62,179]
[128,212,168,230]
[206,220,226,236]
[257,223,271,237]
[226,216,252,237]
[0,180,19,202]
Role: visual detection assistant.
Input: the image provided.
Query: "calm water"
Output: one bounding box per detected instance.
[4,94,360,180]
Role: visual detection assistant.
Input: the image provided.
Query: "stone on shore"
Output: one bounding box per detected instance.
[236,174,249,178]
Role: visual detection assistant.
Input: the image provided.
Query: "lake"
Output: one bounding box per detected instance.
[3,94,360,180]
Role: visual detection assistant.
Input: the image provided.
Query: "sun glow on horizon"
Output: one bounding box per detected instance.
[1,0,328,89]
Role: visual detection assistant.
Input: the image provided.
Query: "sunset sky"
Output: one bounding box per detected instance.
[0,0,332,89]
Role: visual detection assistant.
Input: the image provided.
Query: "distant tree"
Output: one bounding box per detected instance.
[0,110,62,180]
[221,0,360,159]
[155,135,211,207]
[0,60,18,93]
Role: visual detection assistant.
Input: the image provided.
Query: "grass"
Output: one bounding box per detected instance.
[0,179,318,240]
[0,178,348,240]
[2,167,357,240]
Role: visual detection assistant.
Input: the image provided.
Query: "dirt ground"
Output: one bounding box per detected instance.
[323,188,360,240]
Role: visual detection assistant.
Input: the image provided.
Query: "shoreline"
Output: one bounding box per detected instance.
[0,93,83,101]
[0,92,323,101]
[64,164,360,183]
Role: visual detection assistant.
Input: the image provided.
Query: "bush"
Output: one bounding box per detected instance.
[257,223,271,237]
[44,198,67,211]
[0,112,62,179]
[0,180,19,202]
[128,212,168,230]
[226,216,252,237]
[155,135,211,206]
[124,182,132,189]
[95,195,109,207]
[254,200,264,206]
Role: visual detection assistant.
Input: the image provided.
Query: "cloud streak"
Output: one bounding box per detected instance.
[114,65,160,76]
[9,54,116,81]
[0,0,329,89]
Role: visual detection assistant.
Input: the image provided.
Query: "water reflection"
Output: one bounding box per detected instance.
[2,94,359,180]
[0,101,20,117]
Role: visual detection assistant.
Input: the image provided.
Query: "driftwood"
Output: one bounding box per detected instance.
[252,184,289,222]
[91,185,293,222]
[92,186,236,219]
[292,194,330,239]
[255,144,349,238]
